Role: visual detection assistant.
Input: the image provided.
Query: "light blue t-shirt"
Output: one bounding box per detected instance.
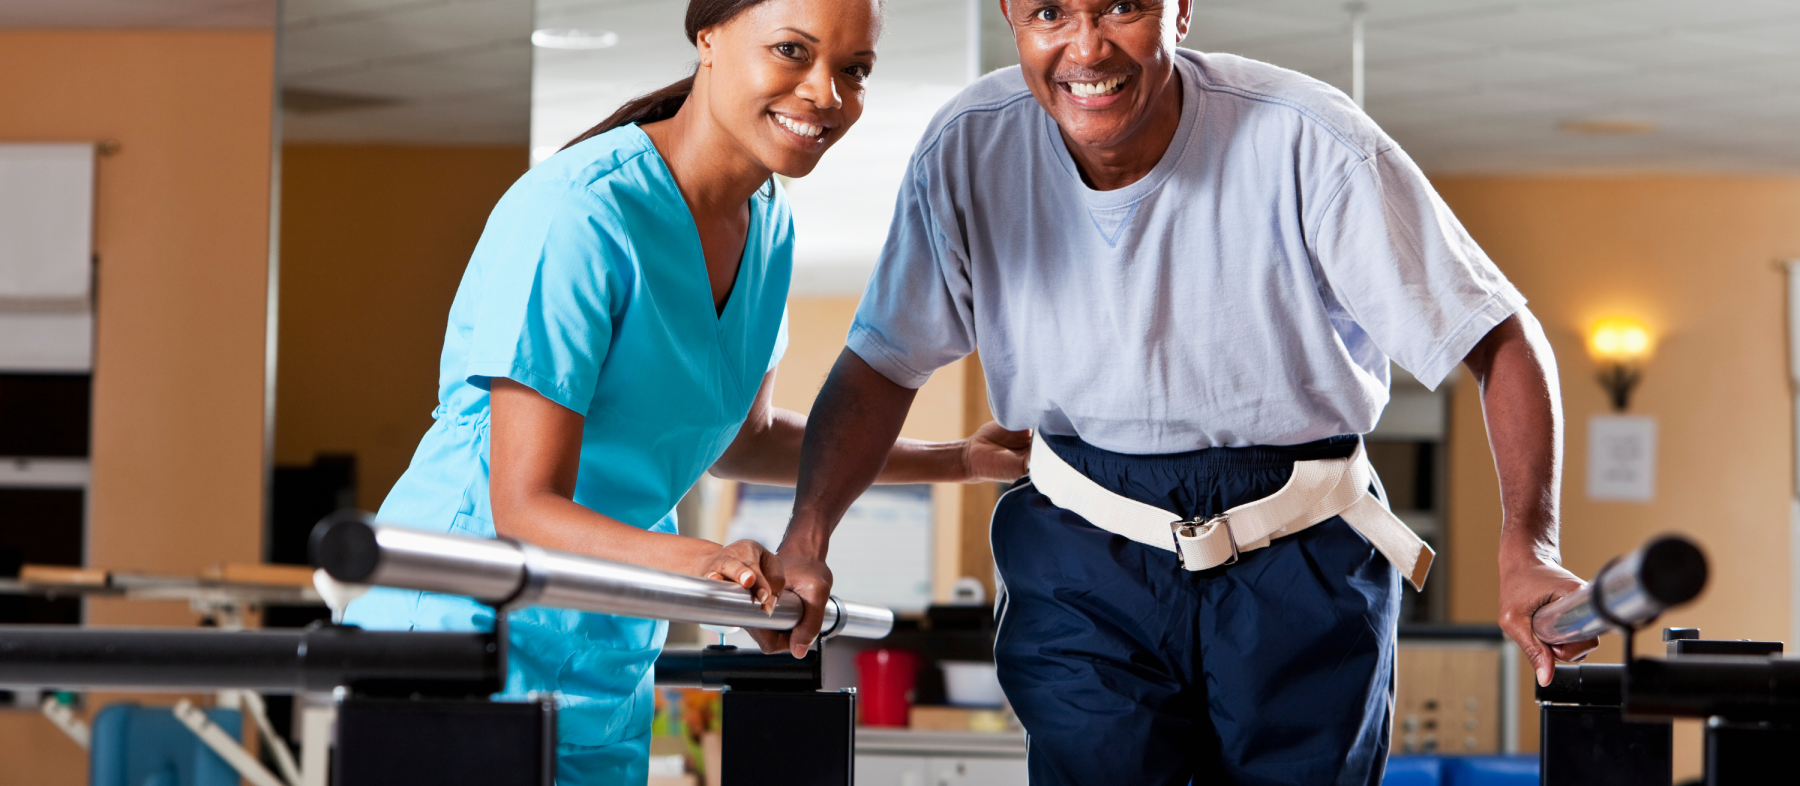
[849,50,1523,453]
[345,124,791,755]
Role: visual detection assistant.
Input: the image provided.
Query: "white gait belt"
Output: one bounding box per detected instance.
[1027,432,1435,591]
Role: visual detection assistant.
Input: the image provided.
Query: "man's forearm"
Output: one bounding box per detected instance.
[1465,310,1596,682]
[782,349,919,555]
[1467,311,1565,561]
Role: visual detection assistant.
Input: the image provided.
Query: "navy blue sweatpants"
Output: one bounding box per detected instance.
[991,435,1399,786]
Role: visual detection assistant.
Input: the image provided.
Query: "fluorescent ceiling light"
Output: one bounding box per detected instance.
[532,29,619,50]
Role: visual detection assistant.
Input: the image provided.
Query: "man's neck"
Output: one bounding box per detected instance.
[1062,70,1184,192]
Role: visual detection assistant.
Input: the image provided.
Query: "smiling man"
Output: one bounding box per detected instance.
[760,0,1598,783]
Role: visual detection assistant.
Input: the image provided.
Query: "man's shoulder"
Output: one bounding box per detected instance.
[1181,49,1385,159]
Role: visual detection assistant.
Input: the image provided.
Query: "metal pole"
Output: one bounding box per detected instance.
[1531,534,1707,645]
[311,517,894,640]
[1347,1,1367,108]
[0,626,497,692]
[1783,259,1800,646]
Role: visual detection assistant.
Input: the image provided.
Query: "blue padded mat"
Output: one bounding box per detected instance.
[89,703,242,786]
[1383,755,1445,786]
[1444,755,1538,785]
[1384,755,1538,786]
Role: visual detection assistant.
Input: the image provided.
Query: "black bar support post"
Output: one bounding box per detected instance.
[722,689,855,786]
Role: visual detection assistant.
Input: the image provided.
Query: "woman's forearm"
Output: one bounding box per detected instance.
[872,438,971,483]
[495,490,716,574]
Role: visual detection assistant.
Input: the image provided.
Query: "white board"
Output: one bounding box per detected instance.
[0,144,94,301]
[726,484,934,613]
[0,143,95,371]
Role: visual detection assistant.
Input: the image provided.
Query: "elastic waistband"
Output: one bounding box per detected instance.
[1037,434,1362,517]
[432,404,490,430]
[1043,434,1358,471]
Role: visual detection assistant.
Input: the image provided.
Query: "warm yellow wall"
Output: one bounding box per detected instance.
[775,297,970,443]
[275,144,527,508]
[1438,175,1800,776]
[0,29,276,784]
[774,297,996,600]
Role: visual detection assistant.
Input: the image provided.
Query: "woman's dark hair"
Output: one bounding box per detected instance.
[560,0,774,151]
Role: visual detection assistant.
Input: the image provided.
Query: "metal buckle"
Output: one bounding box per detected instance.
[1171,514,1238,567]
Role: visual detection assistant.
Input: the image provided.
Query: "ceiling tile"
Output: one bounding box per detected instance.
[265,0,1800,167]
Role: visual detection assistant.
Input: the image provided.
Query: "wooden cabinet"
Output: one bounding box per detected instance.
[1394,633,1519,755]
[856,755,1028,786]
[856,729,1027,786]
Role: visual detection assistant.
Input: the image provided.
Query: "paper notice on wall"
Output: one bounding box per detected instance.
[1588,415,1657,502]
[726,483,934,613]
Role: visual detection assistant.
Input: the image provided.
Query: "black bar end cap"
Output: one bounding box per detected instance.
[1641,535,1707,608]
[310,511,380,582]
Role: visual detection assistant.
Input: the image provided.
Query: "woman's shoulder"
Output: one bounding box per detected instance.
[520,125,665,198]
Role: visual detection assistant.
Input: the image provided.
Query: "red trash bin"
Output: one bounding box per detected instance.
[854,648,921,727]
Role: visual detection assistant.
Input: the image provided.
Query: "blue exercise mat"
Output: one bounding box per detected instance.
[89,703,243,786]
[1385,755,1538,786]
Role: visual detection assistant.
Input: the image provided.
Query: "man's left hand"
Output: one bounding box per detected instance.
[962,422,1031,482]
[1498,553,1600,687]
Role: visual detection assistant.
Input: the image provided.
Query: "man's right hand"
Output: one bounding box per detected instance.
[748,548,833,658]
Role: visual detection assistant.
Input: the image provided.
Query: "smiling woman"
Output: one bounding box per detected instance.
[335,0,1027,784]
[560,0,875,169]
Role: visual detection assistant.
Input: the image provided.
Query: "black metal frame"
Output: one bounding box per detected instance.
[1537,627,1799,786]
[0,620,858,785]
[0,512,871,785]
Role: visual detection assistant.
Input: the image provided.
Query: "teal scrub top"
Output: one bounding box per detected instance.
[343,124,792,751]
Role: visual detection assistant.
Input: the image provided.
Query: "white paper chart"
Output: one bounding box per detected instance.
[1588,415,1657,502]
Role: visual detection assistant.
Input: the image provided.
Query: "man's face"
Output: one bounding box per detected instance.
[1004,0,1191,154]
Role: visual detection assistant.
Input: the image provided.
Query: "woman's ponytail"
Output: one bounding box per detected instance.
[560,75,696,152]
[558,0,779,151]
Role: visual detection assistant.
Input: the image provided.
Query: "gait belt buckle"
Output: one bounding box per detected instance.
[1172,514,1238,568]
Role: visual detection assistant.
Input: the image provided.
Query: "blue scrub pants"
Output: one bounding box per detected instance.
[991,435,1399,786]
[558,735,648,785]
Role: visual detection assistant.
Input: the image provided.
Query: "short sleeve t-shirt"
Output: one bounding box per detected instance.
[848,50,1523,453]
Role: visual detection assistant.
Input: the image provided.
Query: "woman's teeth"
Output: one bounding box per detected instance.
[776,115,823,139]
[1068,77,1126,98]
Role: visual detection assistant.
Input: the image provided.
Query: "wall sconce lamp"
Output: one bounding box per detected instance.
[1588,318,1652,412]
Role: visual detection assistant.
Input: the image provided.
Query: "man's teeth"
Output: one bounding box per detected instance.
[776,115,823,138]
[1068,77,1126,98]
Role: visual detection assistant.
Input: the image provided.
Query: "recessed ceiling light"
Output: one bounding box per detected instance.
[532,28,619,50]
[1558,118,1658,136]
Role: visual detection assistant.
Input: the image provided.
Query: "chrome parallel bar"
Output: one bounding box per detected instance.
[1531,534,1708,646]
[311,516,894,640]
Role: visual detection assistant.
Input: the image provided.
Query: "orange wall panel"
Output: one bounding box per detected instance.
[274,144,527,508]
[1437,175,1800,778]
[0,28,274,615]
[0,28,276,784]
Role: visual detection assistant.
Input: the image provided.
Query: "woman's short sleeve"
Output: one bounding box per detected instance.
[463,182,630,414]
[766,306,789,374]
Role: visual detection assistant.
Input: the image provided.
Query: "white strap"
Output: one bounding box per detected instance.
[1027,432,1434,590]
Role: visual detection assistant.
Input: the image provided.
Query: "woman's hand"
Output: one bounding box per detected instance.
[694,539,785,615]
[961,422,1032,482]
